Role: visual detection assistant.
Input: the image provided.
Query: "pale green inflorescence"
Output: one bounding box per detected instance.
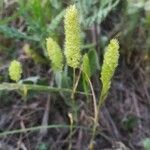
[46,37,63,71]
[100,39,120,97]
[64,5,81,68]
[9,60,22,82]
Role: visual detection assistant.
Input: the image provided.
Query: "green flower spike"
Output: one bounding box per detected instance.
[64,5,81,68]
[9,60,22,82]
[100,39,120,99]
[46,37,63,71]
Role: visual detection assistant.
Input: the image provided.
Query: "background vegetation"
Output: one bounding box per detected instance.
[0,0,150,149]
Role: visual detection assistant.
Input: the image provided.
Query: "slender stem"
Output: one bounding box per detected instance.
[71,69,76,121]
[0,124,90,137]
[71,68,76,99]
[98,90,106,111]
[71,69,82,99]
[84,73,97,124]
[69,68,81,149]
[90,90,106,145]
[0,83,91,96]
[68,113,73,150]
[71,68,82,120]
[73,68,76,86]
[69,69,76,149]
[83,72,107,146]
[83,72,98,144]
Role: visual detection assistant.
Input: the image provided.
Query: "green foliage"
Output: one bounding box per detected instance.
[82,53,91,78]
[82,50,100,95]
[0,3,122,145]
[122,115,138,131]
[47,10,65,35]
[50,0,63,9]
[127,0,146,14]
[0,0,121,63]
[38,143,48,150]
[76,0,120,28]
[122,0,150,52]
[0,1,149,149]
[143,138,150,150]
[81,49,100,82]
[54,69,72,93]
[2,0,64,45]
[0,25,39,41]
[23,44,46,64]
[1,2,120,105]
[82,53,91,96]
[0,2,120,114]
[88,50,100,76]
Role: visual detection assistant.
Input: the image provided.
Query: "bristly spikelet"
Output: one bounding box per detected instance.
[64,5,81,68]
[9,60,22,82]
[100,39,120,98]
[46,37,63,71]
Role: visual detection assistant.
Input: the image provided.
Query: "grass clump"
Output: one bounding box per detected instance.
[1,4,120,149]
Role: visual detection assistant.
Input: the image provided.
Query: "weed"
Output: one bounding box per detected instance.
[0,3,120,149]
